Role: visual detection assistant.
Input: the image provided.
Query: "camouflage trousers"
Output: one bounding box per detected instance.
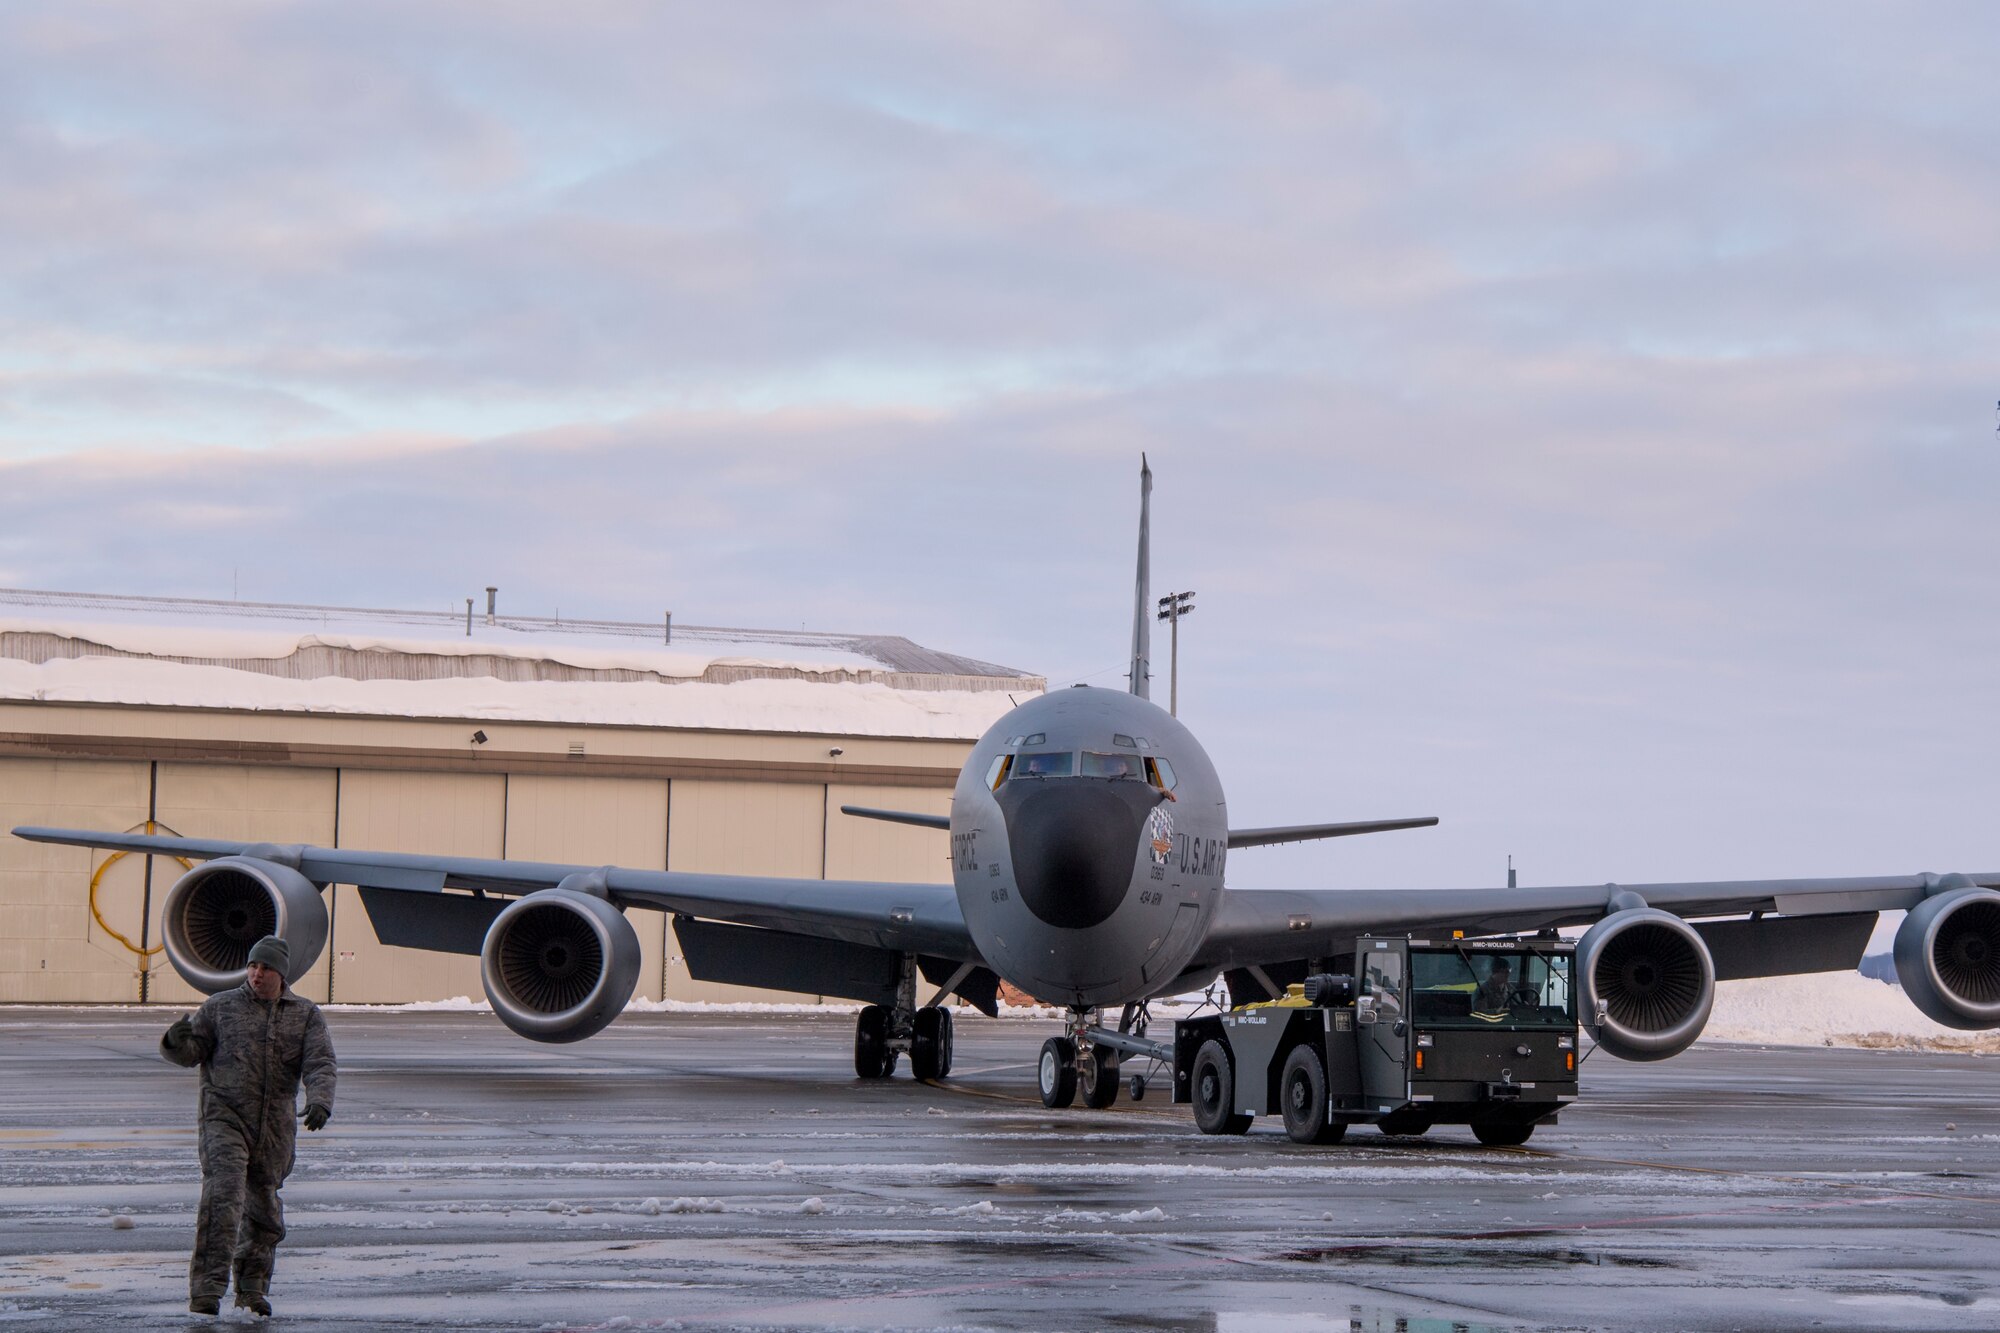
[189,1114,290,1301]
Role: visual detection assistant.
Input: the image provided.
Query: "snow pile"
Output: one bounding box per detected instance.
[935,1200,997,1217]
[1040,1208,1111,1225]
[328,997,869,1016]
[0,600,908,680]
[624,998,861,1016]
[658,1197,725,1215]
[0,656,1016,738]
[332,972,1998,1054]
[1039,1206,1167,1226]
[0,613,889,677]
[1701,972,2000,1052]
[329,996,493,1014]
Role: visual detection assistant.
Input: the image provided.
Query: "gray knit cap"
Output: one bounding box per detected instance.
[246,936,290,973]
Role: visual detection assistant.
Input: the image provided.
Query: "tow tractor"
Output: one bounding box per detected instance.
[1173,934,1579,1145]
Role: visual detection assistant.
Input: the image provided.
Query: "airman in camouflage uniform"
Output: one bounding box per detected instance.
[161,935,336,1317]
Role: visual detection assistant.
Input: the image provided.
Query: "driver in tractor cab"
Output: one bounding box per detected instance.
[1472,958,1514,1017]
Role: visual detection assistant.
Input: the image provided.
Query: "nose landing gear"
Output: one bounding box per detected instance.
[1038,1003,1169,1109]
[1038,1036,1077,1107]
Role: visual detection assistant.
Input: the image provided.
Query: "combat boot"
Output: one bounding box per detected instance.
[234,1290,272,1316]
[189,1294,220,1315]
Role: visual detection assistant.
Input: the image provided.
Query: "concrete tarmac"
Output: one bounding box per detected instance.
[0,1007,1995,1332]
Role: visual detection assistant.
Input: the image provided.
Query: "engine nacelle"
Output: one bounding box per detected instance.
[1893,885,2000,1031]
[1577,907,1715,1062]
[162,856,329,994]
[479,888,641,1043]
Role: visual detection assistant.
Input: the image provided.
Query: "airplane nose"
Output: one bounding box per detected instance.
[995,778,1159,929]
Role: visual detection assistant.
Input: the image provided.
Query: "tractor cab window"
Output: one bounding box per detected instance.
[1012,751,1075,779]
[1410,948,1574,1028]
[1081,751,1144,780]
[1362,947,1404,1021]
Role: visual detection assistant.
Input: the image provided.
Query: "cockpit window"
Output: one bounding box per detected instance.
[1013,751,1074,778]
[985,754,1013,790]
[1145,757,1178,791]
[1081,751,1144,780]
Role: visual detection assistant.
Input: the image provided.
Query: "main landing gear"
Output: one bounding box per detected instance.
[1037,1003,1170,1111]
[853,954,957,1082]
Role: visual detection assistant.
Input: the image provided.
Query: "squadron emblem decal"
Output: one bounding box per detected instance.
[1148,805,1174,864]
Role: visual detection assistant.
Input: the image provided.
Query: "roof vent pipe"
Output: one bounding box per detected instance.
[485,586,498,626]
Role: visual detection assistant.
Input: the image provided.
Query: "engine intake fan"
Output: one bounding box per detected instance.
[1894,883,2000,1030]
[480,888,641,1043]
[162,856,328,993]
[1577,907,1715,1062]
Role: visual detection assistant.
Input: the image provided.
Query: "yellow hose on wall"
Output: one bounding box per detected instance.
[88,821,192,958]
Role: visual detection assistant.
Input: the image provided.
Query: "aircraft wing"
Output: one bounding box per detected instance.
[11,825,980,962]
[1194,870,2000,976]
[1227,816,1438,849]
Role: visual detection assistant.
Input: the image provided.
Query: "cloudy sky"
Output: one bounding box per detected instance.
[3,3,1996,913]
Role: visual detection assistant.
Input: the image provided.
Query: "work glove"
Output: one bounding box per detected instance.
[164,1015,195,1049]
[302,1103,331,1132]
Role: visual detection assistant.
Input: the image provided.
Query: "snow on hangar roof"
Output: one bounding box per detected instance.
[0,588,1044,739]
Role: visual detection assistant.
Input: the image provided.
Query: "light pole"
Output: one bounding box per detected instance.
[1156,590,1195,716]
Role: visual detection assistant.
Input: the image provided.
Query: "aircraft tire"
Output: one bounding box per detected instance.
[1472,1121,1535,1147]
[1279,1045,1345,1145]
[1039,1037,1078,1108]
[912,1007,953,1081]
[1190,1039,1252,1135]
[854,1005,894,1080]
[1080,1044,1120,1109]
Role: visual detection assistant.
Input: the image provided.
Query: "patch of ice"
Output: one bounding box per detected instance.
[109,1214,135,1229]
[796,1197,825,1215]
[1114,1206,1168,1222]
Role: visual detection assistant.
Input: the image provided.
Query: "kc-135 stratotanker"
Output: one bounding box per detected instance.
[17,461,2000,1144]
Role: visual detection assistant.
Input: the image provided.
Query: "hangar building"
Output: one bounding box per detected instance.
[0,587,1040,1007]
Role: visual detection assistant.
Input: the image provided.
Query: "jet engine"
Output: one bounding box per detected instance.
[479,888,641,1043]
[1893,881,2000,1030]
[1576,907,1715,1062]
[161,856,329,993]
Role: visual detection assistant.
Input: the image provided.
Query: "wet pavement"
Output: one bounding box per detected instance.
[0,1007,1995,1331]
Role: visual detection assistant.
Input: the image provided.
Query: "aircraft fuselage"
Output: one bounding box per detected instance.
[950,686,1227,1007]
